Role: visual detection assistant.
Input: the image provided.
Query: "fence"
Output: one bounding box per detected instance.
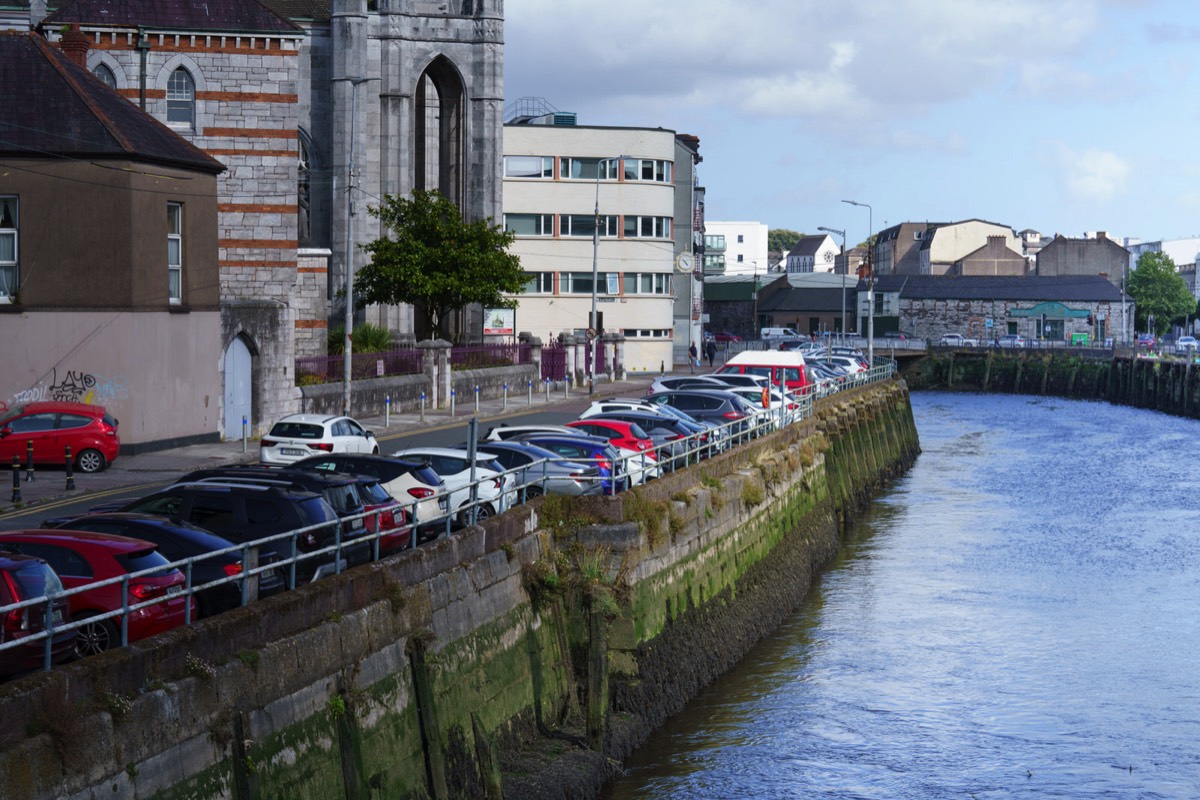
[450,342,529,370]
[541,344,566,381]
[1,359,898,678]
[296,349,422,384]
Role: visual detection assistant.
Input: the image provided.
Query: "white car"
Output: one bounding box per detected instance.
[726,386,802,430]
[484,423,577,442]
[1175,336,1198,353]
[391,447,515,526]
[260,414,379,465]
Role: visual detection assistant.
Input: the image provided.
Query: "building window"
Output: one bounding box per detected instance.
[504,213,554,236]
[0,196,16,300]
[623,216,672,239]
[622,273,672,295]
[561,272,617,294]
[167,202,182,303]
[621,158,672,183]
[92,63,117,90]
[522,272,554,294]
[504,156,554,178]
[558,214,617,237]
[737,254,744,263]
[559,157,609,181]
[622,329,672,338]
[166,68,195,127]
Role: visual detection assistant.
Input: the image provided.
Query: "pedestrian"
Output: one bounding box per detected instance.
[688,342,698,373]
[705,339,717,368]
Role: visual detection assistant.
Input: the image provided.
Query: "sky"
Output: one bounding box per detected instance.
[504,0,1200,247]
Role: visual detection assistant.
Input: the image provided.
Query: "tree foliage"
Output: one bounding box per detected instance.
[355,190,525,340]
[1127,251,1194,333]
[768,228,804,254]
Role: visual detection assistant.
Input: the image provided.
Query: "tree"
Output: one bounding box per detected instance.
[1127,251,1194,334]
[355,190,526,341]
[768,228,804,254]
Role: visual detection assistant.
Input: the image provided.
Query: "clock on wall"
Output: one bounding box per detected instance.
[676,253,694,273]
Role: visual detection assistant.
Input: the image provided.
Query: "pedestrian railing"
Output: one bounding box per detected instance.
[0,356,897,678]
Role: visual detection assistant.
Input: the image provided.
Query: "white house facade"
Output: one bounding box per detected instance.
[502,124,679,372]
[705,221,769,276]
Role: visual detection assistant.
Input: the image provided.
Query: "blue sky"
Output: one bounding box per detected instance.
[505,0,1200,246]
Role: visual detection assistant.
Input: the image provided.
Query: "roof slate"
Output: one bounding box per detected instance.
[786,235,826,258]
[758,287,850,313]
[256,0,329,22]
[864,274,1123,303]
[0,31,225,174]
[46,0,300,32]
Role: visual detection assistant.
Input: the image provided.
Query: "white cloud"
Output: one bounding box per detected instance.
[1047,142,1131,202]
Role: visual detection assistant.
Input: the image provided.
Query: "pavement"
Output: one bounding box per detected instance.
[0,372,664,516]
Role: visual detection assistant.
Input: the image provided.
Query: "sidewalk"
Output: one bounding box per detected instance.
[0,374,660,515]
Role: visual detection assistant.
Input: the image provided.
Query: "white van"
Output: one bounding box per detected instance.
[716,349,812,393]
[761,327,803,342]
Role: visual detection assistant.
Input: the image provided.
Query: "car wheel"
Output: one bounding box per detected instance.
[76,449,106,473]
[75,614,117,657]
[457,503,495,527]
[371,445,380,455]
[525,485,544,499]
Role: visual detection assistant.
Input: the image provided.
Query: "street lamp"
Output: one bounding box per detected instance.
[842,199,873,368]
[590,155,632,394]
[817,226,846,337]
[750,260,759,339]
[333,75,379,415]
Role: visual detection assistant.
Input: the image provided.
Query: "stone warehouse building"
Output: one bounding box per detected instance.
[9,0,503,438]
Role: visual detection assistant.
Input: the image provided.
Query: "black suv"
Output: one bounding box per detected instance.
[111,483,348,586]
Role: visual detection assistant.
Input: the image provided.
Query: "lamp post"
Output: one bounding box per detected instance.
[333,75,378,415]
[750,260,759,339]
[842,199,873,368]
[590,155,631,394]
[817,226,846,337]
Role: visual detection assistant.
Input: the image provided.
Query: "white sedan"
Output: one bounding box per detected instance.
[259,414,379,465]
[391,447,516,526]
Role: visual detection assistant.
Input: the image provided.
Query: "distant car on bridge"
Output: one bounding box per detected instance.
[939,333,979,347]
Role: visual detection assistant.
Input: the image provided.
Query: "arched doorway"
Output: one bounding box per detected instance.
[223,336,253,440]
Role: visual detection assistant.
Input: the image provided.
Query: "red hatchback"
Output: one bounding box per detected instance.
[0,401,120,473]
[566,419,658,460]
[0,530,193,658]
[0,553,75,677]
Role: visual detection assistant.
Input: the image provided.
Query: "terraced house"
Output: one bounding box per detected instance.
[4,0,504,441]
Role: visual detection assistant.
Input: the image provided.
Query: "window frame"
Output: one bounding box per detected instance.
[522,272,554,294]
[504,155,554,179]
[166,67,195,128]
[167,202,183,304]
[504,213,554,236]
[0,195,15,301]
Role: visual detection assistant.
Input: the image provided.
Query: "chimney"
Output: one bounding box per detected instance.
[60,23,90,69]
[1097,231,1107,241]
[1098,272,1109,280]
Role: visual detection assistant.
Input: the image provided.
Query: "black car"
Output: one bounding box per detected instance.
[41,512,286,617]
[106,483,345,586]
[642,389,756,440]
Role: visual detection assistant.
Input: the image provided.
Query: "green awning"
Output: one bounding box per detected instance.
[1008,301,1089,319]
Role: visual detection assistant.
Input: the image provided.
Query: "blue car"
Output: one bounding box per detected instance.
[504,433,627,495]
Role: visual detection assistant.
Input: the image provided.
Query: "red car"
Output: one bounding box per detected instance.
[356,478,412,554]
[708,331,742,342]
[0,530,194,658]
[566,419,658,460]
[0,552,75,677]
[0,401,120,473]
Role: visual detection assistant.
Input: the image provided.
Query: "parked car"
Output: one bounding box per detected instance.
[998,334,1027,348]
[1175,335,1198,353]
[461,440,602,497]
[104,483,345,585]
[580,399,723,457]
[882,331,908,341]
[0,552,76,677]
[646,375,734,394]
[761,327,802,342]
[259,414,379,465]
[715,350,813,394]
[0,530,194,657]
[1137,333,1157,349]
[290,453,448,540]
[707,330,742,342]
[41,513,286,618]
[576,410,706,469]
[505,434,628,495]
[642,389,755,440]
[0,401,120,473]
[390,447,515,528]
[483,423,577,442]
[565,419,661,482]
[939,333,979,347]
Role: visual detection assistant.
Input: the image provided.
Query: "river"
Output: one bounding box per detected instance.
[603,392,1200,799]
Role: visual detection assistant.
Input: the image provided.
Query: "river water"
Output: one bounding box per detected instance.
[604,392,1200,799]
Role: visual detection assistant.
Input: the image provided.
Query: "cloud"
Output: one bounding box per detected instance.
[1046,142,1130,202]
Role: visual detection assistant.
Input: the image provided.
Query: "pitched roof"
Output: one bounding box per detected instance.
[786,234,828,258]
[758,286,850,313]
[864,274,1123,302]
[0,31,225,174]
[256,0,331,22]
[46,0,300,32]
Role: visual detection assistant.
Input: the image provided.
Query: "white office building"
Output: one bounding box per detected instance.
[502,122,683,372]
[705,221,769,276]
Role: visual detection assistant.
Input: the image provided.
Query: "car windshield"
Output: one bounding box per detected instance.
[10,560,64,597]
[269,422,324,439]
[627,423,650,439]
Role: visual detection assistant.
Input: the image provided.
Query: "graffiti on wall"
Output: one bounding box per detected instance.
[9,368,130,408]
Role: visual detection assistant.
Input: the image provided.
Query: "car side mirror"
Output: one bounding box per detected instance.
[0,426,10,438]
[364,430,374,438]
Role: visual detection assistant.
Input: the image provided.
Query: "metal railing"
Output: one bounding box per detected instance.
[450,342,530,370]
[296,348,422,385]
[0,358,897,678]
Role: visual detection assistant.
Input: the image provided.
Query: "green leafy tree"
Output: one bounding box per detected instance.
[768,228,804,254]
[1127,251,1194,334]
[355,190,526,340]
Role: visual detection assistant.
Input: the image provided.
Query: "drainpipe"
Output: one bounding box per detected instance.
[137,26,150,111]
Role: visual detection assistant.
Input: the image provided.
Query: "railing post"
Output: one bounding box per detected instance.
[64,445,75,491]
[11,455,20,504]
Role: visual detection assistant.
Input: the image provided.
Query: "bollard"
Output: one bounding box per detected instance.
[64,445,75,491]
[385,395,391,427]
[11,455,20,504]
[564,377,569,400]
[527,379,533,406]
[503,382,508,411]
[25,440,34,483]
[474,385,480,414]
[242,415,248,454]
[420,391,426,423]
[450,388,456,417]
[545,378,550,401]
